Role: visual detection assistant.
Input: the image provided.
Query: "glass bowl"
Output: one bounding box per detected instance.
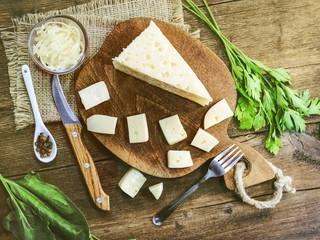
[28,15,89,75]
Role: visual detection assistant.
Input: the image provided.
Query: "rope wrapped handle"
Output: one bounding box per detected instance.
[234,161,296,209]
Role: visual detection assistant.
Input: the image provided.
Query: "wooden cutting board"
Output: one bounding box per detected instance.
[75,18,275,189]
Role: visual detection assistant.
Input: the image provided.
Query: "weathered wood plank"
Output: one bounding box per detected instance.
[1,160,319,239]
[89,189,320,240]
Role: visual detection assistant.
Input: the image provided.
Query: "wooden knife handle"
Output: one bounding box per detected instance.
[223,138,275,190]
[64,124,110,211]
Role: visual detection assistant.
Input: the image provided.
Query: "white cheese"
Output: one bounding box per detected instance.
[118,168,147,198]
[33,22,84,71]
[204,99,234,129]
[191,128,219,152]
[167,150,193,168]
[113,21,213,106]
[127,113,149,143]
[78,81,110,110]
[149,182,163,200]
[159,114,187,145]
[86,115,118,134]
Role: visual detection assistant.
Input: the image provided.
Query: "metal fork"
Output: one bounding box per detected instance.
[152,144,243,226]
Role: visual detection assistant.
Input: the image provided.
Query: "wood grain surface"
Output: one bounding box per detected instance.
[0,0,320,240]
[75,18,275,188]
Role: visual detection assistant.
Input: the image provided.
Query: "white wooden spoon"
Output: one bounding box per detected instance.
[21,65,57,163]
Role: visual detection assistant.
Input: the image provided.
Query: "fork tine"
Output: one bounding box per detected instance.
[221,150,242,168]
[214,144,235,161]
[224,153,244,173]
[218,146,239,165]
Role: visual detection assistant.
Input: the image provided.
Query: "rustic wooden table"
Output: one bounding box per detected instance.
[0,0,319,239]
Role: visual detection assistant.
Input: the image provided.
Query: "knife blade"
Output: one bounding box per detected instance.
[52,75,81,125]
[51,74,110,211]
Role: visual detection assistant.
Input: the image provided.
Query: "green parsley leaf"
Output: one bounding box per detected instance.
[265,134,283,155]
[253,113,266,131]
[268,68,292,84]
[276,85,288,109]
[307,98,320,115]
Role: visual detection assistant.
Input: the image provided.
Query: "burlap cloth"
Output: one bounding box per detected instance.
[1,0,196,130]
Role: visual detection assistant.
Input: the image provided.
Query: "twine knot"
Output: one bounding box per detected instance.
[234,160,296,209]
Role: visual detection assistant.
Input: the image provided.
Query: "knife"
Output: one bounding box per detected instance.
[52,74,110,211]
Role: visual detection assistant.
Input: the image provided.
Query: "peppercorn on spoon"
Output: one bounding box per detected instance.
[21,65,57,163]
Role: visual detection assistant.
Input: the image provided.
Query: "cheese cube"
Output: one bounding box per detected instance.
[167,150,193,168]
[118,168,147,198]
[149,182,163,200]
[78,81,110,110]
[159,114,187,145]
[127,113,149,143]
[86,115,118,134]
[204,99,234,129]
[191,128,219,152]
[113,21,213,106]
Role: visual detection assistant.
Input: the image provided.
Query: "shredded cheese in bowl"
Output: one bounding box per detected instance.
[32,21,85,71]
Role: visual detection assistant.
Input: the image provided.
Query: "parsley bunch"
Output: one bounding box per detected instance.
[183,0,320,154]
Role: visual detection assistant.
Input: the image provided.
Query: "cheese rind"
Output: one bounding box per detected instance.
[118,168,147,198]
[112,21,213,106]
[87,115,118,134]
[167,150,193,168]
[191,128,219,152]
[159,114,187,145]
[149,182,163,200]
[204,99,234,129]
[78,81,110,110]
[127,113,149,143]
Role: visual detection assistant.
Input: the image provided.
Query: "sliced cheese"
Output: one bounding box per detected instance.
[87,115,117,134]
[204,99,234,129]
[118,168,147,198]
[112,21,213,106]
[78,81,110,110]
[159,114,187,145]
[149,182,163,200]
[191,128,219,152]
[167,150,193,168]
[127,113,149,143]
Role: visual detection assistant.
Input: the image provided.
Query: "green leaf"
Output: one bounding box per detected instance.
[265,128,283,155]
[276,85,288,108]
[281,110,294,130]
[245,58,263,74]
[299,89,311,103]
[1,175,55,240]
[287,109,306,132]
[253,114,266,131]
[268,68,292,84]
[262,89,275,118]
[265,136,282,155]
[244,71,261,101]
[251,59,269,71]
[3,198,55,240]
[239,116,254,129]
[3,172,93,240]
[275,109,284,134]
[307,98,320,115]
[232,65,243,80]
[282,85,309,116]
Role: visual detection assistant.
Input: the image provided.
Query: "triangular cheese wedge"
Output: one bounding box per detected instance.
[113,21,213,106]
